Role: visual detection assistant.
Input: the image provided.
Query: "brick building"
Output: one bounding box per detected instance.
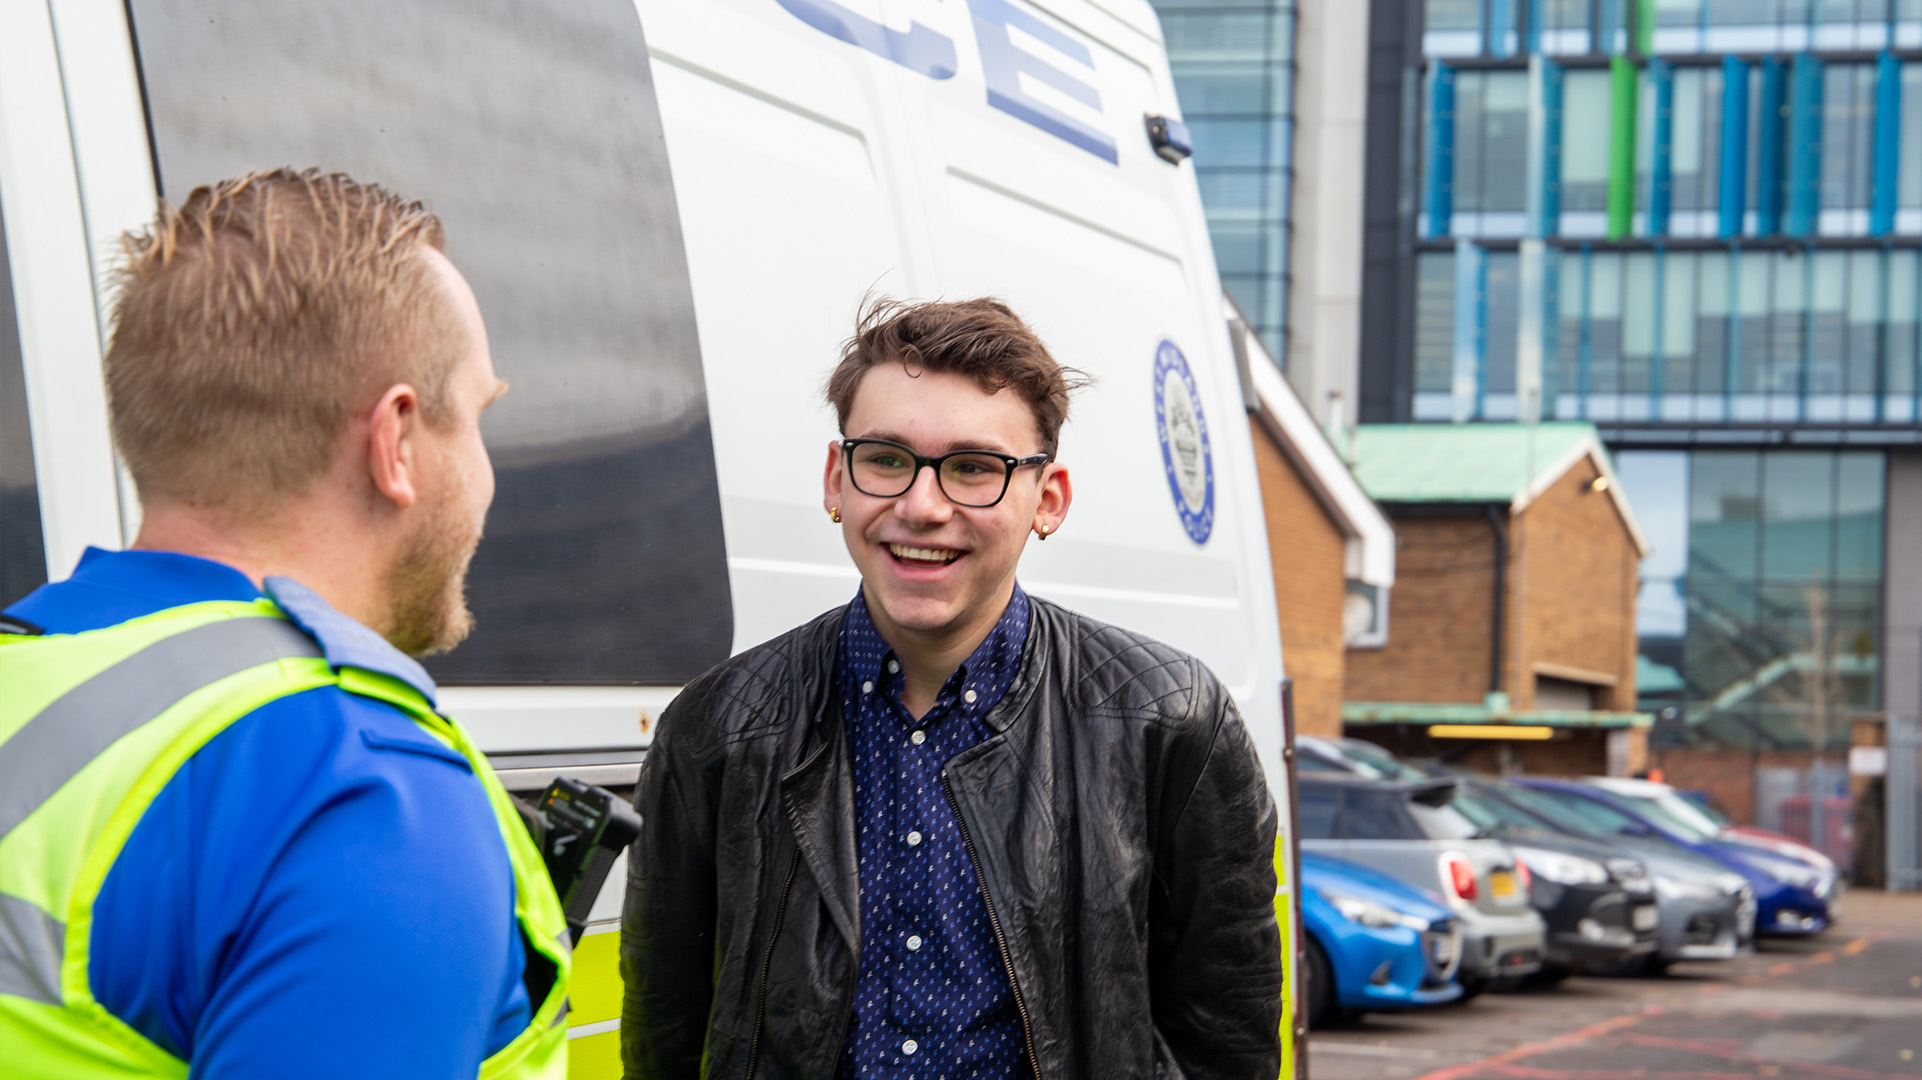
[1234,315,1395,738]
[1341,423,1654,775]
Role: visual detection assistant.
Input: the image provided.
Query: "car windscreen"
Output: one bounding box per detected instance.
[1342,787,1423,840]
[126,0,732,683]
[1521,785,1651,838]
[1446,789,1510,834]
[1407,800,1480,840]
[0,197,46,610]
[1609,789,1720,842]
[1481,781,1611,840]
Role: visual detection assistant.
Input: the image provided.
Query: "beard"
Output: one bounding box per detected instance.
[380,481,483,657]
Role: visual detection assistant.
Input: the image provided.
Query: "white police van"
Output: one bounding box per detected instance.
[0,0,1299,1072]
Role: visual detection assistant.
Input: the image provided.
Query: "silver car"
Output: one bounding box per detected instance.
[1297,774,1547,994]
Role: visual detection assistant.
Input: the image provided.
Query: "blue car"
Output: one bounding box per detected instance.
[1513,777,1836,937]
[1300,852,1464,1025]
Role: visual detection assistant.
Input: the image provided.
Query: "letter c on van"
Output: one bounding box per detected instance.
[776,0,958,79]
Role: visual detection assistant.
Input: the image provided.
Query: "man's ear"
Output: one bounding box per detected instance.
[1033,462,1071,535]
[366,383,422,509]
[822,438,846,513]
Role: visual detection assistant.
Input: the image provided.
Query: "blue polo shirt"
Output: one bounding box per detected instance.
[835,585,1033,1080]
[4,547,529,1078]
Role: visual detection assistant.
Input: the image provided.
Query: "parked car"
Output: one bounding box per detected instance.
[1515,777,1835,936]
[1672,786,1838,878]
[1297,774,1547,995]
[1462,776,1756,970]
[1442,785,1660,980]
[1299,852,1464,1026]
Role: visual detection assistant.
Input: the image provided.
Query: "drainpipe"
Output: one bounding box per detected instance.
[1487,505,1508,701]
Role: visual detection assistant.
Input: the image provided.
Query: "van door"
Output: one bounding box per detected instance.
[123,0,732,685]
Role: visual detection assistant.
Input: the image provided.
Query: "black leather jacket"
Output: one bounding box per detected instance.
[621,597,1283,1080]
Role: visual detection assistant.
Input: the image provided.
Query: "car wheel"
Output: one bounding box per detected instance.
[1455,971,1487,1001]
[1306,937,1337,1028]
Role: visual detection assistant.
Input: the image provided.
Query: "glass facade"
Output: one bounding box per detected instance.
[1622,449,1883,751]
[1413,244,1921,422]
[1375,4,1913,753]
[1153,0,1298,363]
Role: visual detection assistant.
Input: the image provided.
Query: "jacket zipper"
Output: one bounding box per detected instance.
[745,848,802,1080]
[942,775,1041,1078]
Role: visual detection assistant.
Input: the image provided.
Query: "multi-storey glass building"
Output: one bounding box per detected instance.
[1359,1,1922,761]
[1152,0,1298,363]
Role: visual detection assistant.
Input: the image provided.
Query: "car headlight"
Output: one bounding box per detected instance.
[1518,849,1608,886]
[1606,857,1655,894]
[1654,875,1725,902]
[1325,892,1429,931]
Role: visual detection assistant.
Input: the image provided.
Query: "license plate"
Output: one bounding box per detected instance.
[1632,904,1659,931]
[1431,935,1457,964]
[1489,870,1519,899]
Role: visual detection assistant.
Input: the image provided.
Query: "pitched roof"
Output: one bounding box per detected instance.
[1347,423,1650,556]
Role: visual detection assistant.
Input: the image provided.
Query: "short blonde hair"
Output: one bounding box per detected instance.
[106,167,456,511]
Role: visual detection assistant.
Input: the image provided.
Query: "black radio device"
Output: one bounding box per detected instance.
[524,777,643,944]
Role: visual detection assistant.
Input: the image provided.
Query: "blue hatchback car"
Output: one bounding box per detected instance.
[1301,852,1464,1025]
[1514,777,1836,936]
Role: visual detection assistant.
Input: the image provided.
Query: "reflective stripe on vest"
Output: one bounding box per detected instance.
[0,601,570,1079]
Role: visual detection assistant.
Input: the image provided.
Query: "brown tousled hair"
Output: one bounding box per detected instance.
[825,297,1090,458]
[105,167,457,514]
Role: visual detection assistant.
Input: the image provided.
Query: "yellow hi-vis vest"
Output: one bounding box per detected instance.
[0,597,571,1078]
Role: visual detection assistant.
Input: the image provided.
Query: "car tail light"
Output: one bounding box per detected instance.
[1515,858,1532,892]
[1440,852,1478,902]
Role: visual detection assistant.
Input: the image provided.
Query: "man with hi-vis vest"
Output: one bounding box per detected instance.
[0,169,569,1078]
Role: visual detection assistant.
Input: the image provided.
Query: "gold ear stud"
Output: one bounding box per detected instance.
[1036,523,1051,541]
[829,506,842,523]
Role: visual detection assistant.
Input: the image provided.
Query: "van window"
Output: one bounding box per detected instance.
[126,0,732,683]
[0,200,48,610]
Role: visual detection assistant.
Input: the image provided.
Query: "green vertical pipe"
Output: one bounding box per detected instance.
[1607,57,1639,241]
[1635,0,1654,56]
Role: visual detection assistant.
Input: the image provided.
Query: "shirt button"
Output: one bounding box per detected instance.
[964,688,978,704]
[887,660,900,674]
[906,830,923,847]
[910,729,926,745]
[906,934,923,951]
[861,680,874,695]
[902,1039,918,1056]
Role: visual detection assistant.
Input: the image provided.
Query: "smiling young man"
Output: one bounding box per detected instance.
[622,298,1284,1080]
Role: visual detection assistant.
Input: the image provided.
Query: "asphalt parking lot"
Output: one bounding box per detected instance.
[1309,889,1922,1080]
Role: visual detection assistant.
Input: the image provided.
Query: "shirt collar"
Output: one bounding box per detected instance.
[840,584,1031,722]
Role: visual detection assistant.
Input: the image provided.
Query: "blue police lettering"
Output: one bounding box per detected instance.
[776,0,1117,163]
[966,0,1117,163]
[775,0,957,79]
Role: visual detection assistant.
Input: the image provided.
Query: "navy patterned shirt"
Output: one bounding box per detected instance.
[835,585,1034,1080]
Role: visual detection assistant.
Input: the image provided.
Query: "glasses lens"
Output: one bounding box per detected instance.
[849,442,917,496]
[939,453,1011,507]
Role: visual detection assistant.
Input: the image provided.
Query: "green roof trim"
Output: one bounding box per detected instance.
[1346,423,1606,505]
[1342,701,1654,729]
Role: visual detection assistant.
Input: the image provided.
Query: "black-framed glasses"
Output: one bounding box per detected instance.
[841,438,1050,508]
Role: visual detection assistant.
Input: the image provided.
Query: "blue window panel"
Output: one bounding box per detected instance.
[1720,57,1750,238]
[1650,60,1676,236]
[1786,53,1824,238]
[1874,51,1902,236]
[1489,0,1519,57]
[1428,67,1457,240]
[1758,57,1788,235]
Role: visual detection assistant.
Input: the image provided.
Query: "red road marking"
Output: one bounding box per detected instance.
[1614,1032,1915,1080]
[1408,1009,1660,1080]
